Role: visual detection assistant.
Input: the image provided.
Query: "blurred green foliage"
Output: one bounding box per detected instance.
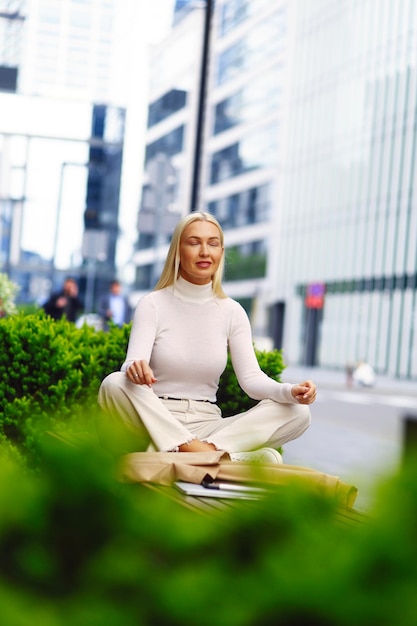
[225,246,267,281]
[0,312,130,462]
[16,303,41,315]
[1,433,417,625]
[0,312,284,461]
[1,310,417,625]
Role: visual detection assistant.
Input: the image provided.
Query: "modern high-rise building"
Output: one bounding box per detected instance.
[269,0,417,379]
[0,0,135,307]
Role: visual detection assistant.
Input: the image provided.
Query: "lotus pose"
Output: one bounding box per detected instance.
[98,212,316,463]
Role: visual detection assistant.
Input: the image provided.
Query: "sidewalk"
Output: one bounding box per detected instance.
[279,364,417,511]
[281,365,417,397]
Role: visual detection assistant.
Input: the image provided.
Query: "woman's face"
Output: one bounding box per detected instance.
[179,220,224,285]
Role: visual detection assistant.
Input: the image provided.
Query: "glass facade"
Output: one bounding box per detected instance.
[213,67,282,134]
[208,184,271,227]
[148,89,187,128]
[270,0,417,378]
[144,125,184,163]
[216,7,286,85]
[210,124,279,183]
[218,0,271,36]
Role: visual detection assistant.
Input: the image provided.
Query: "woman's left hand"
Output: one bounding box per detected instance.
[291,380,317,404]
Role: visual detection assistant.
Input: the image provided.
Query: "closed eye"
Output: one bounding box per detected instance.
[187,237,221,246]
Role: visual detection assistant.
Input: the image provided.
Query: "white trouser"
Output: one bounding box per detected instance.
[97,371,311,454]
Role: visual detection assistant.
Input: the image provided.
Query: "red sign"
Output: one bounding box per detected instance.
[305,283,325,309]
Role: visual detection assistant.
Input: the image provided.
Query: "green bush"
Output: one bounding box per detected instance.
[0,312,284,460]
[218,349,284,417]
[0,312,130,460]
[1,434,417,625]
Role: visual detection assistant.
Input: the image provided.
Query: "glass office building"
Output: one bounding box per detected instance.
[269,0,417,378]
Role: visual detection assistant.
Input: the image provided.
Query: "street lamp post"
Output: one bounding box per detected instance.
[190,0,213,213]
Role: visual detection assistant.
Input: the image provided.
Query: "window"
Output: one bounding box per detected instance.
[219,0,273,36]
[219,0,249,36]
[216,9,286,85]
[148,90,187,127]
[208,184,271,227]
[145,126,184,162]
[135,263,154,290]
[213,68,282,134]
[210,126,278,183]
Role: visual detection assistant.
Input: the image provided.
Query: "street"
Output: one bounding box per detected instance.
[281,367,417,512]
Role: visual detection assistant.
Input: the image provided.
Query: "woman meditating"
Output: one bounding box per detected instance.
[98,212,316,463]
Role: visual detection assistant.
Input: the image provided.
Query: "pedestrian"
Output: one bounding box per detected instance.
[98,279,131,330]
[42,276,83,322]
[98,212,316,461]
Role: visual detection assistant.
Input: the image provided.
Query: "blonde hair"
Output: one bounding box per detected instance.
[154,212,227,298]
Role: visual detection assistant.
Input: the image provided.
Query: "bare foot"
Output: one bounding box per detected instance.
[178,440,217,453]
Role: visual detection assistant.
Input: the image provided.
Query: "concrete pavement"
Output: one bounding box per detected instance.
[281,364,417,396]
[279,365,417,512]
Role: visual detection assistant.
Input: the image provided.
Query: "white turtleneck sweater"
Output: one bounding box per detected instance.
[121,276,296,405]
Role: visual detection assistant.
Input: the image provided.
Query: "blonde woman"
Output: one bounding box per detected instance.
[98,212,316,462]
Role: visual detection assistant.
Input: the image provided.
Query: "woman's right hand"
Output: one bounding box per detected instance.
[127,360,157,386]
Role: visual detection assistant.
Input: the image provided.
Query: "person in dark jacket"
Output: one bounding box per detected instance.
[43,276,83,322]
